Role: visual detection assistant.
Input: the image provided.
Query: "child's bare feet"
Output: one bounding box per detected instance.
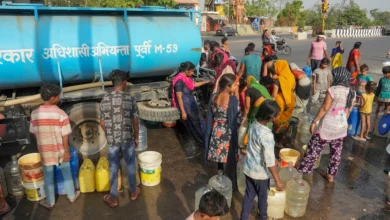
[321,173,334,183]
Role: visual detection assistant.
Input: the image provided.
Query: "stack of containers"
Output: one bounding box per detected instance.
[18,153,45,201]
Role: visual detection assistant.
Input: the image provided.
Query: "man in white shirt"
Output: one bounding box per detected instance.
[270,30,279,52]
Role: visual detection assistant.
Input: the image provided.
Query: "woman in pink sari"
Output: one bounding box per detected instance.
[212,53,236,93]
[172,62,211,145]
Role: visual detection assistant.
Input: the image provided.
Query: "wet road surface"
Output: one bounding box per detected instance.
[2,120,390,220]
[1,36,390,220]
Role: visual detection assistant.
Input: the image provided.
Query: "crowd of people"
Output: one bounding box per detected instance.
[3,32,388,219]
[173,33,390,219]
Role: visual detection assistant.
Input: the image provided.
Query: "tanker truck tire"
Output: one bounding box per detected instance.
[137,102,180,122]
[66,102,108,163]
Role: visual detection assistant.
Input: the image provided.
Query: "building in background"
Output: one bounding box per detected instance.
[174,0,200,25]
[201,11,226,32]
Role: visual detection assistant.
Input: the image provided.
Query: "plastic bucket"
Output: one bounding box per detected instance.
[23,180,46,201]
[138,151,162,186]
[18,153,44,183]
[279,148,300,168]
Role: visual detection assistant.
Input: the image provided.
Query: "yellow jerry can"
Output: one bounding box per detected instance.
[79,159,95,193]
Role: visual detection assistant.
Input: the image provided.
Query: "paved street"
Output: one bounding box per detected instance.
[203,35,389,81]
[1,36,390,220]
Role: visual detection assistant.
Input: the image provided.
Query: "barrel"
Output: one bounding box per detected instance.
[279,148,300,168]
[0,6,201,89]
[55,148,80,195]
[138,151,162,186]
[18,153,44,183]
[347,107,361,136]
[23,180,46,201]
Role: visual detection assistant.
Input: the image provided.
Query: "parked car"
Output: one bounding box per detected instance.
[216,27,238,36]
[385,23,390,35]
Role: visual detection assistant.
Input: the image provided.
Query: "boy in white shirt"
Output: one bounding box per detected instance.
[270,30,279,52]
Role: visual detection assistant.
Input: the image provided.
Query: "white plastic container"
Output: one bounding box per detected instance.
[267,187,286,219]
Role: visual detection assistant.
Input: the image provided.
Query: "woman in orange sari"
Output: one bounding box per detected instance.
[346,42,362,86]
[268,60,296,146]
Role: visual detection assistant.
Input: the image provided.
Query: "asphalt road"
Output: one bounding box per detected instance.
[202,34,390,81]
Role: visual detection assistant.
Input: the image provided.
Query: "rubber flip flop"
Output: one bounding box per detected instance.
[131,188,141,201]
[103,195,118,208]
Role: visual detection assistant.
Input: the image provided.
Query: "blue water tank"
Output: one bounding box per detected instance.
[0,6,201,89]
[55,148,80,195]
[347,107,361,136]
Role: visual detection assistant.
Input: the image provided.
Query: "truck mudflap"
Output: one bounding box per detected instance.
[0,115,30,146]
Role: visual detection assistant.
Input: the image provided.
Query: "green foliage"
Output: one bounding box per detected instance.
[339,1,371,27]
[275,0,303,26]
[47,0,175,8]
[276,0,376,28]
[245,0,278,18]
[370,9,390,26]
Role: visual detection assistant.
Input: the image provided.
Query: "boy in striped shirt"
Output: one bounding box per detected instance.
[30,83,80,209]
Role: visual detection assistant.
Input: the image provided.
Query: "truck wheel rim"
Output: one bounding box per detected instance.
[70,118,107,156]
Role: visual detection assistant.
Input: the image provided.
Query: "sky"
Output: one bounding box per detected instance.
[199,0,390,11]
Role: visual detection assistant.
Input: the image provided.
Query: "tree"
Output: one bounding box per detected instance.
[275,0,304,26]
[245,0,278,18]
[370,9,390,26]
[339,0,371,27]
[300,4,321,28]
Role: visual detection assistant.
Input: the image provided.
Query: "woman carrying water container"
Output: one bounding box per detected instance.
[297,67,356,183]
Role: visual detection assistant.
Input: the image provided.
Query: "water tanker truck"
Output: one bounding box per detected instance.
[0,3,210,159]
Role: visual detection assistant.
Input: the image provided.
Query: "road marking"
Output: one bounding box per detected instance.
[230,40,253,43]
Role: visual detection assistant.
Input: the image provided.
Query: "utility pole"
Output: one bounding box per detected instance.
[321,0,329,32]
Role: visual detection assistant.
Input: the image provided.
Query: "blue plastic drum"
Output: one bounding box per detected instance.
[302,66,312,78]
[347,107,361,136]
[55,148,80,195]
[378,114,390,135]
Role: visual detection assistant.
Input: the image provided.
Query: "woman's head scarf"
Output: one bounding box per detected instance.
[246,76,272,100]
[332,67,355,108]
[273,60,296,105]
